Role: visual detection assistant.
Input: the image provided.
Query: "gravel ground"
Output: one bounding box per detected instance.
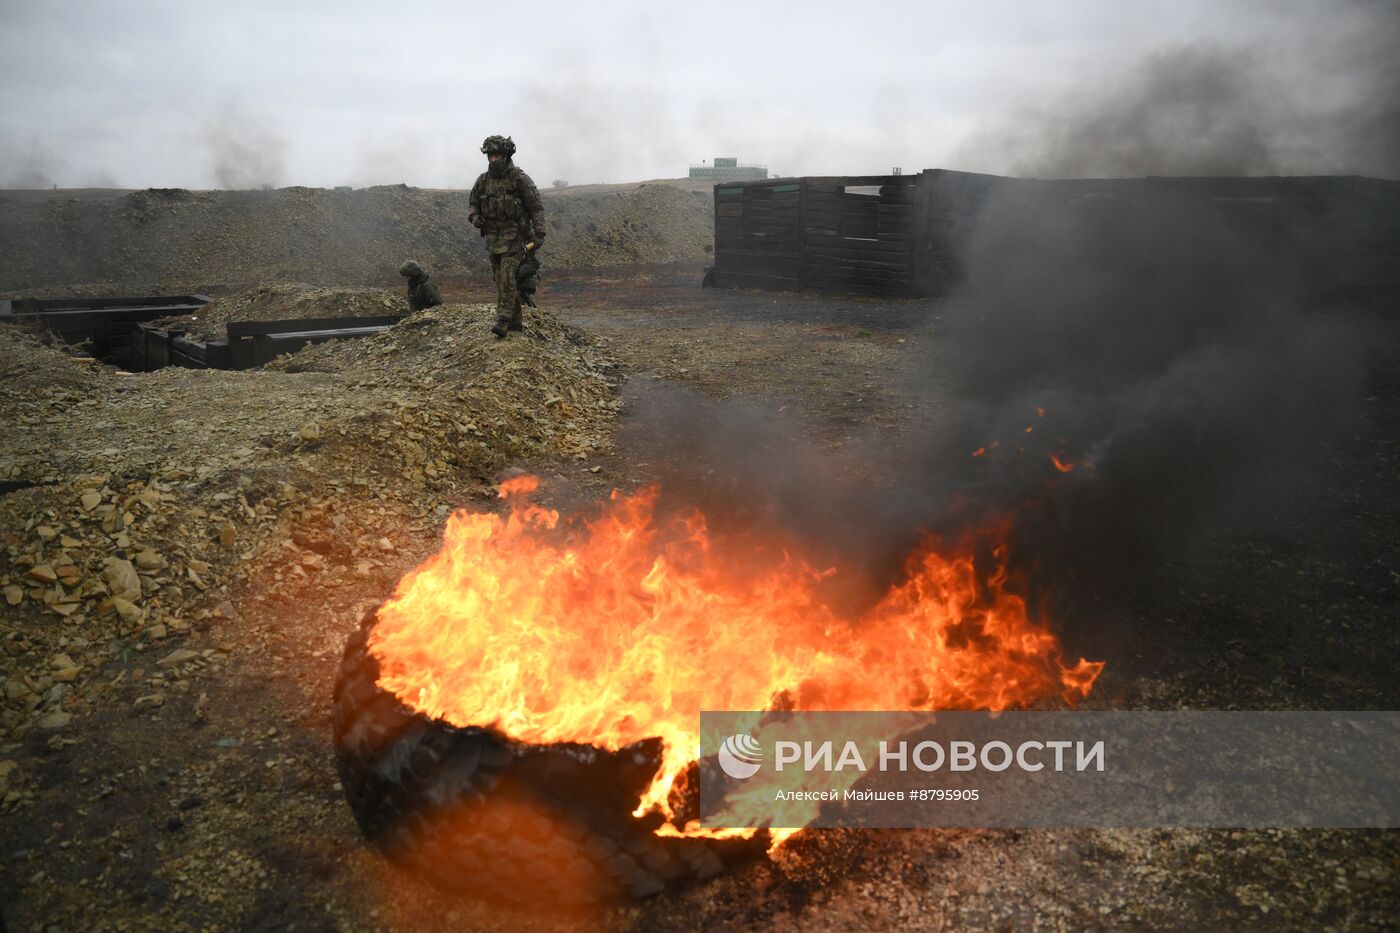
[0,264,1396,930]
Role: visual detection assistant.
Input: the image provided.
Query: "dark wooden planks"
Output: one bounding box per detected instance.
[711,173,921,298]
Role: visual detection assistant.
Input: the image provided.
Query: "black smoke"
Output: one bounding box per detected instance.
[623,180,1384,619]
[617,10,1400,611]
[953,3,1400,182]
[915,184,1375,591]
[1012,47,1283,178]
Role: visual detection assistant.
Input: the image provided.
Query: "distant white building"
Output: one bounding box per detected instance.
[689,157,768,179]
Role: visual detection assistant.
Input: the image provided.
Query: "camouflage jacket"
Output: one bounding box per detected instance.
[468,164,547,255]
[406,273,443,312]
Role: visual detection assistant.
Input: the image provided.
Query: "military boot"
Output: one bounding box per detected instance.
[490,317,509,338]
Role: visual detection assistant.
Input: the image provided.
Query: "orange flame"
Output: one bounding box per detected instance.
[369,479,1102,837]
[1050,452,1077,473]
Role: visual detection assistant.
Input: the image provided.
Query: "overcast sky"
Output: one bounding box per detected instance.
[1,0,1395,189]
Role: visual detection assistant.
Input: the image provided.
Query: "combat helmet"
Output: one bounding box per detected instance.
[398,259,423,278]
[480,135,516,157]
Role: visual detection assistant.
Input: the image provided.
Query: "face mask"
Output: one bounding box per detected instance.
[488,159,508,178]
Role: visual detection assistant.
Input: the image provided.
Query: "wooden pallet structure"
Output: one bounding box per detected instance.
[708,169,1400,304]
[711,174,920,298]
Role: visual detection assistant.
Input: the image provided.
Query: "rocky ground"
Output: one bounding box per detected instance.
[0,301,617,722]
[0,264,1396,930]
[0,298,626,929]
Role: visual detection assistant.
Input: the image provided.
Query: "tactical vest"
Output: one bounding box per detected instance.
[479,169,531,251]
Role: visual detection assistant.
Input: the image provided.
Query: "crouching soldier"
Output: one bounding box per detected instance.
[468,135,546,338]
[398,260,443,312]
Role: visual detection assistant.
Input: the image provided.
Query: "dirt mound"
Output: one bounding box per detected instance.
[0,181,716,293]
[0,305,618,754]
[166,284,407,340]
[545,184,714,268]
[0,325,103,393]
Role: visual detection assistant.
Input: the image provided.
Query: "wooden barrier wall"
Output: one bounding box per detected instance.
[712,175,920,297]
[710,169,1400,305]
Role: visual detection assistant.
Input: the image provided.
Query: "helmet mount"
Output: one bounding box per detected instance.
[480,135,516,157]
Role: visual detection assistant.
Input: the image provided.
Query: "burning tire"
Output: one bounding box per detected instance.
[332,608,765,903]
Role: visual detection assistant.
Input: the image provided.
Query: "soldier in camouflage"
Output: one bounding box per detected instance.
[397,260,443,312]
[468,135,546,338]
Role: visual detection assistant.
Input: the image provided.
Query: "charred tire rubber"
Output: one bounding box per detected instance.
[333,608,765,903]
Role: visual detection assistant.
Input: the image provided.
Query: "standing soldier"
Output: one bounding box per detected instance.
[397,260,443,312]
[468,135,546,338]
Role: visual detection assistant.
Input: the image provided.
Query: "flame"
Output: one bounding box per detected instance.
[369,479,1102,839]
[1050,452,1077,473]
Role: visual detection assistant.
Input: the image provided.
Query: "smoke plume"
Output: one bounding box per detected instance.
[505,51,689,186]
[619,6,1399,614]
[202,105,288,189]
[917,187,1372,591]
[626,185,1379,618]
[1,137,68,189]
[953,3,1400,181]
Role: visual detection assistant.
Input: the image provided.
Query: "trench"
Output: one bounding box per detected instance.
[1,294,403,371]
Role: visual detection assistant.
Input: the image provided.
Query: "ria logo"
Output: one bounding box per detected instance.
[718,733,763,779]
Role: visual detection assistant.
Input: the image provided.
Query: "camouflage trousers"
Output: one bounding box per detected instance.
[489,250,523,325]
